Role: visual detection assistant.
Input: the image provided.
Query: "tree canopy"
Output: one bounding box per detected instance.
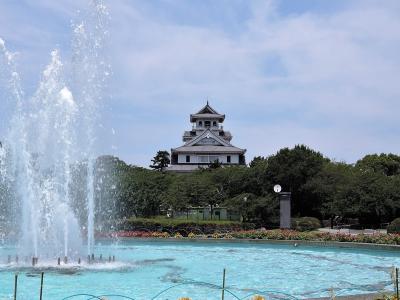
[149,150,170,172]
[85,146,400,228]
[3,145,397,230]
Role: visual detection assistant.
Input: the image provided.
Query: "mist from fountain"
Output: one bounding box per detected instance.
[0,0,110,263]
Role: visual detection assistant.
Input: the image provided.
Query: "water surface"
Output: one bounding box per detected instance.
[0,240,399,299]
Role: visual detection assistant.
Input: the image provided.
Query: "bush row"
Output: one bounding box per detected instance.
[118,218,254,234]
[105,229,400,245]
[117,216,322,233]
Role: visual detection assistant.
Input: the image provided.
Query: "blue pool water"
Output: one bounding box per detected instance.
[0,239,399,299]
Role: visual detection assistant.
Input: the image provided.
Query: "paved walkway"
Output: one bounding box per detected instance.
[309,292,384,300]
[318,227,387,235]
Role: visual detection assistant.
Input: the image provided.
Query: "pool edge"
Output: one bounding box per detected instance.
[111,237,400,251]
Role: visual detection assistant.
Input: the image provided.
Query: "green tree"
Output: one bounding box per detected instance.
[249,156,266,168]
[304,162,355,219]
[265,145,329,217]
[305,159,400,227]
[351,169,400,226]
[93,155,126,230]
[209,166,249,198]
[356,153,400,176]
[224,193,278,225]
[150,150,170,172]
[165,174,190,212]
[246,158,271,196]
[71,147,400,229]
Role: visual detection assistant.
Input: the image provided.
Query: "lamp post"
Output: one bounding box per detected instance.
[243,196,248,222]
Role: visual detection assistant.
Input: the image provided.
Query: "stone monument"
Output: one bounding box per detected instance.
[279,192,292,229]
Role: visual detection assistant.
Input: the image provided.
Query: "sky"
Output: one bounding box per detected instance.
[0,0,400,167]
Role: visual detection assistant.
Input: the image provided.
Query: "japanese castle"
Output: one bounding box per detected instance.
[167,102,246,172]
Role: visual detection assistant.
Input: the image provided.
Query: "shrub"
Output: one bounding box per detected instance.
[151,231,170,238]
[292,217,321,232]
[174,232,183,238]
[374,294,397,300]
[212,233,221,239]
[120,217,250,234]
[387,218,400,234]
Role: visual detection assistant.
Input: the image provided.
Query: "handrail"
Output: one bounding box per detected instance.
[239,289,299,300]
[86,295,136,300]
[150,281,241,300]
[61,293,104,300]
[59,282,304,300]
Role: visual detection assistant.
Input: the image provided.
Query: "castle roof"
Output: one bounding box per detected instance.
[171,145,245,154]
[190,102,225,122]
[172,129,245,154]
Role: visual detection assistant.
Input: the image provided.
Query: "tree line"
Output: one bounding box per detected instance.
[1,144,400,229]
[106,145,400,227]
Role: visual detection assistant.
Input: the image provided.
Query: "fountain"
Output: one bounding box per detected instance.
[1,2,400,299]
[0,0,110,264]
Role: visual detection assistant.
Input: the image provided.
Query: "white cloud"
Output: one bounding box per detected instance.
[1,0,400,166]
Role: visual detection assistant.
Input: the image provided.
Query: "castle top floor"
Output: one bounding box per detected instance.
[189,102,225,129]
[183,102,232,142]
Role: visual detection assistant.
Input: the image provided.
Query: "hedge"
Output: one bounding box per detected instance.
[118,217,255,235]
[292,217,321,232]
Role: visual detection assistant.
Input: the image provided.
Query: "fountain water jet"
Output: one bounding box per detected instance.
[0,0,110,264]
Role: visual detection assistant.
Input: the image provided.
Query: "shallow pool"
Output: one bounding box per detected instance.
[1,239,399,299]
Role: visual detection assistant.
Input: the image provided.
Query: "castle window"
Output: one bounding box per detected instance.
[227,156,231,163]
[186,155,190,163]
[199,156,208,163]
[205,121,211,127]
[199,121,203,127]
[213,121,217,127]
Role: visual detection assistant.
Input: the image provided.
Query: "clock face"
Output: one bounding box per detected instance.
[273,184,282,193]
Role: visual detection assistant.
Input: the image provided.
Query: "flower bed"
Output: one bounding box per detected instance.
[103,229,400,245]
[227,230,400,245]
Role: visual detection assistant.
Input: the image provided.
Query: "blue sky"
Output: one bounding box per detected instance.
[1,0,400,166]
